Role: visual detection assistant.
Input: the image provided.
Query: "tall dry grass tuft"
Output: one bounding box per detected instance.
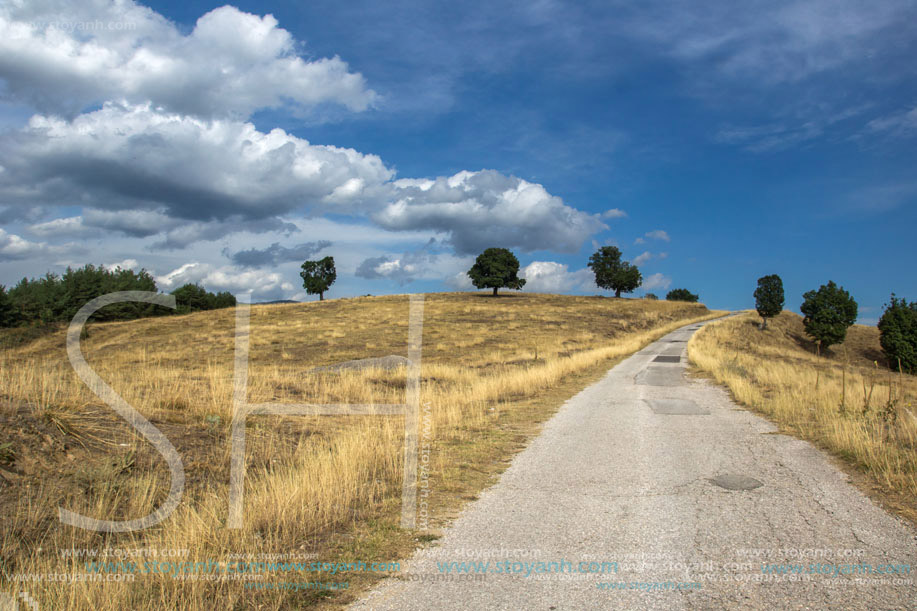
[688,311,917,509]
[1,293,720,609]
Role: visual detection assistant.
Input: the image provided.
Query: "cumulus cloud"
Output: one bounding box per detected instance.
[226,240,332,268]
[643,230,670,242]
[355,240,435,285]
[0,227,81,261]
[633,250,668,266]
[642,273,672,291]
[520,261,595,293]
[0,2,375,118]
[355,239,472,286]
[155,262,293,296]
[29,208,183,238]
[104,258,139,270]
[601,208,627,219]
[1,105,603,254]
[0,102,392,231]
[376,170,605,254]
[444,271,475,290]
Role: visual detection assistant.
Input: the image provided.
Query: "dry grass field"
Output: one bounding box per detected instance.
[0,292,719,610]
[688,311,917,523]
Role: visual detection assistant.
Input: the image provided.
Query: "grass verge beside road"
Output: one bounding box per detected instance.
[0,293,721,610]
[688,311,917,525]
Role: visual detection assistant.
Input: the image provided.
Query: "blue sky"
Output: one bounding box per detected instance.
[1,0,915,321]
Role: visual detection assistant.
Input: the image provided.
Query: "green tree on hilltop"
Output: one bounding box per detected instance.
[666,288,699,303]
[878,294,917,374]
[754,274,784,330]
[468,248,526,296]
[587,246,642,298]
[800,281,857,353]
[301,256,337,301]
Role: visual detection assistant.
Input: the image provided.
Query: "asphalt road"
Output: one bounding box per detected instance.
[351,317,917,610]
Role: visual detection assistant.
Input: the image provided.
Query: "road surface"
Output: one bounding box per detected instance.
[351,317,917,610]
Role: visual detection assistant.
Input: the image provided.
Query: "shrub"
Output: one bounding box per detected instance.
[800,281,857,352]
[666,288,699,302]
[644,293,658,300]
[878,294,917,374]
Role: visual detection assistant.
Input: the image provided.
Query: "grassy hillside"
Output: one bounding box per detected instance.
[688,311,917,523]
[0,292,719,610]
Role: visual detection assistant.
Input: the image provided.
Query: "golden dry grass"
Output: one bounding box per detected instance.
[0,292,720,610]
[688,310,917,522]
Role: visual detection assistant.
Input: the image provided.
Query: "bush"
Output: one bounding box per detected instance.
[644,293,658,300]
[878,294,917,374]
[800,281,857,352]
[666,288,699,302]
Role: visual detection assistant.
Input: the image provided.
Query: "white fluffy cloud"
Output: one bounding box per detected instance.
[633,250,668,266]
[155,262,293,296]
[643,230,670,242]
[642,273,672,291]
[0,2,375,118]
[0,227,81,261]
[520,261,595,293]
[377,170,606,254]
[3,104,601,254]
[355,239,472,286]
[0,102,392,229]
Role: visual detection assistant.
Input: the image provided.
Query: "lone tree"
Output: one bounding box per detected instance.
[800,280,857,353]
[587,246,642,298]
[468,247,526,296]
[300,256,337,301]
[754,274,785,329]
[878,294,917,374]
[666,288,699,302]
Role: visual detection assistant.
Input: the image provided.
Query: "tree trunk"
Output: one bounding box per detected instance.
[761,317,767,330]
[492,286,498,296]
[319,292,324,301]
[615,288,621,298]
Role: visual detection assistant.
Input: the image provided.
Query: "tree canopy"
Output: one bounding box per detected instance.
[171,284,236,314]
[800,280,857,352]
[878,294,917,374]
[666,288,699,303]
[300,256,337,301]
[587,246,642,298]
[754,274,785,329]
[0,264,235,328]
[467,248,526,296]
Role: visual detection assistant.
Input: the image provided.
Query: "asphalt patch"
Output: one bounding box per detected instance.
[709,474,764,490]
[635,366,684,387]
[646,398,709,415]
